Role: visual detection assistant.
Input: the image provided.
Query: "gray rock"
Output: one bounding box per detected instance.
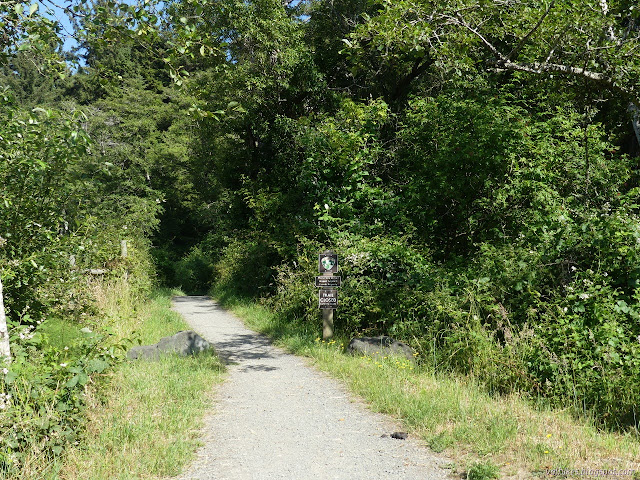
[347,335,415,362]
[128,330,212,360]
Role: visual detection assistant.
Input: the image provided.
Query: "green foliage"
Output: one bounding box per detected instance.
[0,1,67,77]
[0,9,169,477]
[0,92,91,321]
[0,87,157,321]
[0,51,64,107]
[343,0,640,108]
[428,431,453,453]
[467,461,499,480]
[297,99,396,236]
[0,318,128,476]
[213,237,281,299]
[174,245,215,295]
[244,98,640,429]
[154,0,640,431]
[3,0,640,458]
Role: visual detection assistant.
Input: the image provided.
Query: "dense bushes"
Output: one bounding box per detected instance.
[174,246,215,295]
[65,0,635,433]
[195,99,640,430]
[0,237,155,477]
[264,231,640,428]
[212,237,282,299]
[0,79,160,476]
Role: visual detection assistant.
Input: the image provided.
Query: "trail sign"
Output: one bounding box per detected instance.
[318,253,338,273]
[317,250,339,339]
[315,276,341,287]
[318,289,338,309]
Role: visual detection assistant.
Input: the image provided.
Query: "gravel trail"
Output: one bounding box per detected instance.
[171,296,450,480]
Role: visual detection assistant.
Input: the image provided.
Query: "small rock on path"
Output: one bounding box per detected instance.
[171,296,450,480]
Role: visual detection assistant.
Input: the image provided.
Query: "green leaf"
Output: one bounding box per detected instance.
[87,359,109,374]
[4,370,18,384]
[65,375,80,388]
[65,372,88,388]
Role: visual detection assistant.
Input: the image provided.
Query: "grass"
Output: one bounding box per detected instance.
[51,282,226,480]
[214,292,640,480]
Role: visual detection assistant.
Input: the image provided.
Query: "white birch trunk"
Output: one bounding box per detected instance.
[0,276,10,362]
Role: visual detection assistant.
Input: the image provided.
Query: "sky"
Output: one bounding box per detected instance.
[40,0,79,52]
[40,0,162,60]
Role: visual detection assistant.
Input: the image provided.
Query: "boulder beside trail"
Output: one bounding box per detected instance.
[127,330,212,360]
[347,336,415,362]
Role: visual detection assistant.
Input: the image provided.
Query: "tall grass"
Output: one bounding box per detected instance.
[51,283,225,480]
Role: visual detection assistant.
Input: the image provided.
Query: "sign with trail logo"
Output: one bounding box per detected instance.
[318,289,338,309]
[318,253,338,273]
[315,276,341,288]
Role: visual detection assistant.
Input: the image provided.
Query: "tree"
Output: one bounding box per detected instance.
[0,49,63,106]
[0,87,93,319]
[343,0,640,126]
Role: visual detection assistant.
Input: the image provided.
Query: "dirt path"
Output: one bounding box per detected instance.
[171,296,450,480]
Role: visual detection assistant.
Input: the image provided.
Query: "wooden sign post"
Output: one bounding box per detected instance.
[317,250,339,340]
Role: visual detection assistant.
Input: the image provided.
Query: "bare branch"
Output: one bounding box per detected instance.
[444,13,501,57]
[495,59,606,82]
[492,57,639,109]
[507,0,555,61]
[630,104,640,147]
[447,9,640,110]
[598,0,617,41]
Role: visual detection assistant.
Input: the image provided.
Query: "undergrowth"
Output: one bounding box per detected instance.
[1,279,225,479]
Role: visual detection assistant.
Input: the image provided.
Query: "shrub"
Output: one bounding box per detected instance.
[467,461,499,480]
[174,246,215,295]
[0,318,128,477]
[213,237,281,299]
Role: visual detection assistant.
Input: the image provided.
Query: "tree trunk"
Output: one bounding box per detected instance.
[0,276,10,362]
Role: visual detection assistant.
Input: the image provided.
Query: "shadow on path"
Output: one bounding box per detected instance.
[214,333,277,365]
[173,296,280,371]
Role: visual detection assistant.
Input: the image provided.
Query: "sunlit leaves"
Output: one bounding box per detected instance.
[0,92,93,320]
[342,0,640,107]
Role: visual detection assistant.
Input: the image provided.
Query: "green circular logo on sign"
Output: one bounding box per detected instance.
[321,256,336,271]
